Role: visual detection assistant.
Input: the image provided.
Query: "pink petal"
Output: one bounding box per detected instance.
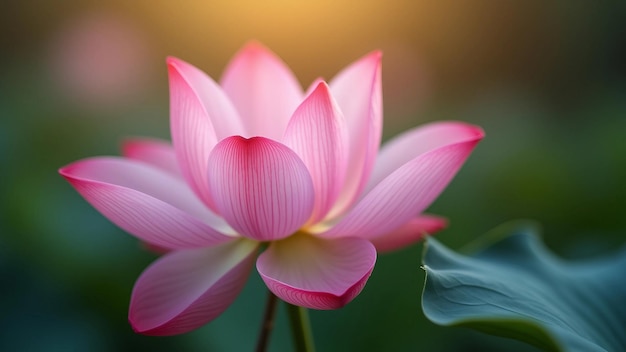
[168,57,245,139]
[122,138,181,177]
[283,82,348,224]
[317,123,483,239]
[168,57,243,212]
[370,214,448,253]
[326,51,383,219]
[365,121,484,193]
[129,239,258,335]
[59,157,234,249]
[207,136,314,241]
[256,233,376,310]
[304,77,324,98]
[220,41,303,140]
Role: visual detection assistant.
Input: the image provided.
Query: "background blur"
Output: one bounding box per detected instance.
[2,1,625,351]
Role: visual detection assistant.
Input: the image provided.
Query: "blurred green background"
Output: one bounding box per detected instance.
[2,1,625,351]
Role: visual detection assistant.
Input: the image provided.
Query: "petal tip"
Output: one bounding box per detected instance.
[128,315,170,337]
[58,159,86,179]
[241,40,267,53]
[464,123,486,140]
[422,121,486,145]
[232,40,278,63]
[166,57,198,78]
[307,80,333,101]
[455,121,486,140]
[358,50,383,68]
[166,56,184,68]
[128,316,146,335]
[459,124,485,150]
[368,49,383,61]
[58,165,69,177]
[120,137,148,158]
[475,126,486,139]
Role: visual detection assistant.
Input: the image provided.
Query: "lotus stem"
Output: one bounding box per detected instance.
[256,290,279,352]
[286,302,316,352]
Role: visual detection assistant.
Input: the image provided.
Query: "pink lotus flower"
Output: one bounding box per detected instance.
[59,42,484,336]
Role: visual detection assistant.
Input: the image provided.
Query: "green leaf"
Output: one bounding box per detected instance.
[421,221,626,352]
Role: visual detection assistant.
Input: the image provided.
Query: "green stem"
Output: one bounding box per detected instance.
[286,303,316,352]
[255,291,278,352]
